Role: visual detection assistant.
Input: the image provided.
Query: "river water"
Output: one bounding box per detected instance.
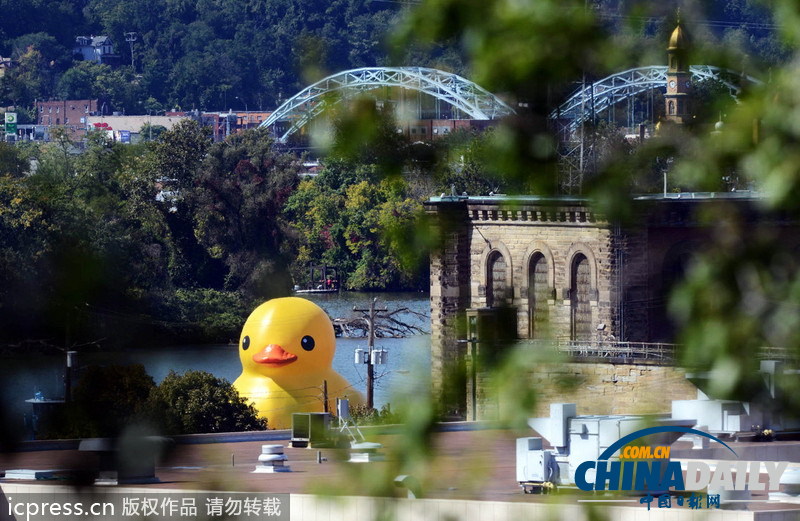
[1,292,431,431]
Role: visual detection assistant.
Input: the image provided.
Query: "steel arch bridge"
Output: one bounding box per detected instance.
[259,67,516,142]
[552,65,762,134]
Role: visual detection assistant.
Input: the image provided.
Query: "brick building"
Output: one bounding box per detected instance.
[165,110,273,141]
[403,119,497,141]
[37,99,101,138]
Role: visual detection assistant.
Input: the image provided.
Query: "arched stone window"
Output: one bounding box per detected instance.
[570,253,592,340]
[668,100,675,115]
[486,251,507,308]
[528,252,549,338]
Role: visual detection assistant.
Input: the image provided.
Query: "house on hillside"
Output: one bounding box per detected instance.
[0,56,15,77]
[73,36,120,65]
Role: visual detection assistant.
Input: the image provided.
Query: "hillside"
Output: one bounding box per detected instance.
[0,0,787,124]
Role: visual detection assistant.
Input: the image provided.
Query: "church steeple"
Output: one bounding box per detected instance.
[664,14,691,124]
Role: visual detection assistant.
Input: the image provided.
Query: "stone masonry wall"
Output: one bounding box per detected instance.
[466,203,620,340]
[476,361,698,420]
[427,201,471,414]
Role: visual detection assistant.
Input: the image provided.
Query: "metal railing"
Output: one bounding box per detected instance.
[519,339,797,364]
[547,339,676,362]
[757,345,797,362]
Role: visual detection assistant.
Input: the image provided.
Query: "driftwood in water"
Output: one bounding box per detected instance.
[332,307,428,338]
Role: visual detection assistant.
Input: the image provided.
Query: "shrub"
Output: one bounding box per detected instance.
[348,403,400,426]
[147,370,266,434]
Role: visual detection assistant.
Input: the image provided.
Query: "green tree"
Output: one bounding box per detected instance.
[10,32,70,69]
[434,129,506,196]
[146,119,209,187]
[146,370,267,434]
[190,128,300,296]
[284,161,426,290]
[139,123,167,141]
[56,61,103,100]
[0,46,49,106]
[141,119,220,288]
[0,141,28,177]
[35,126,75,178]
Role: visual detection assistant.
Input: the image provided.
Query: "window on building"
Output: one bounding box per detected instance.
[486,251,507,308]
[570,253,592,340]
[528,253,549,339]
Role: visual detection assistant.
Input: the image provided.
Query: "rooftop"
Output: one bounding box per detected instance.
[2,425,800,515]
[427,191,763,205]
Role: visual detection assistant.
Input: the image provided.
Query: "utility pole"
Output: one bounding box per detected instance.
[125,32,137,71]
[353,298,387,409]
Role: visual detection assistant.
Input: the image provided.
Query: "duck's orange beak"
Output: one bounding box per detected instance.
[252,344,298,367]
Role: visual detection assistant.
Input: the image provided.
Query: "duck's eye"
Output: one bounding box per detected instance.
[301,335,315,351]
[242,336,250,350]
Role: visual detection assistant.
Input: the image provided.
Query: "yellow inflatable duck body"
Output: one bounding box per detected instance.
[233,297,364,429]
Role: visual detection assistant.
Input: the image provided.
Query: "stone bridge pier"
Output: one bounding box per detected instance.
[424,193,795,420]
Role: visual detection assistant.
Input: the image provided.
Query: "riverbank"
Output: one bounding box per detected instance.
[0,292,431,439]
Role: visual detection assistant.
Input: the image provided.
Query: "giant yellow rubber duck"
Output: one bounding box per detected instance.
[233,297,363,429]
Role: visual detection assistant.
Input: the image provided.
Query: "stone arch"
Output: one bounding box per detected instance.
[565,244,599,341]
[522,242,556,338]
[479,241,513,308]
[522,242,556,291]
[565,243,599,293]
[570,254,592,340]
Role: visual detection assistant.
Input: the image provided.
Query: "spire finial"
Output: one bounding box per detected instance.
[676,7,681,25]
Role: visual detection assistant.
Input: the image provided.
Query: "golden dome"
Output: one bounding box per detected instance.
[668,24,688,50]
